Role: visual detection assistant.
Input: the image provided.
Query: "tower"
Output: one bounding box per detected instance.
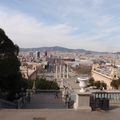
[45,51,47,57]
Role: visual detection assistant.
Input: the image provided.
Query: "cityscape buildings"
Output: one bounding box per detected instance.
[19,48,120,90]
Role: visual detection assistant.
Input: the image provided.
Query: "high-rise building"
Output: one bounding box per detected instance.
[45,51,47,57]
[29,51,34,57]
[36,51,40,58]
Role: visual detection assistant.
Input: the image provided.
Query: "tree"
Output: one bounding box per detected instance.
[0,28,27,101]
[88,77,95,86]
[100,82,107,90]
[111,78,120,89]
[88,77,107,90]
[94,81,107,90]
[34,78,60,90]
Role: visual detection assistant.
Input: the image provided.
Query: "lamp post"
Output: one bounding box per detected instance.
[60,78,64,88]
[32,80,36,94]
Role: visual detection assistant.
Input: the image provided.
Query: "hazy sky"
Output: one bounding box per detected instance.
[0,0,120,52]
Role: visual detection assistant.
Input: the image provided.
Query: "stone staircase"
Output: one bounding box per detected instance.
[0,99,16,108]
[24,92,67,109]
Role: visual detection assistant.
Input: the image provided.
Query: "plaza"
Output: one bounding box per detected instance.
[0,108,120,120]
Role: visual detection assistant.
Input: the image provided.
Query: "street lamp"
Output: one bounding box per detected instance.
[32,80,36,94]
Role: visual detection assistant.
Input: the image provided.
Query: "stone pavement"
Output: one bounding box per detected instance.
[0,92,120,120]
[24,92,66,109]
[0,108,120,120]
[1,92,120,120]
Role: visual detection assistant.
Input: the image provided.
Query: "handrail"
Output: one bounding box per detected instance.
[92,91,120,100]
[0,99,16,108]
[16,95,28,109]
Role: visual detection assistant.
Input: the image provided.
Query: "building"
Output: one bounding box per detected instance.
[20,62,42,80]
[92,63,119,89]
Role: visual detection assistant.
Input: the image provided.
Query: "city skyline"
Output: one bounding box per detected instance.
[0,0,120,52]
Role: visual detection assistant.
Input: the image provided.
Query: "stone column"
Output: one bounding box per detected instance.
[74,92,91,110]
[74,77,91,110]
[55,65,58,79]
[59,65,62,78]
[67,64,69,79]
[60,78,64,88]
[63,65,65,78]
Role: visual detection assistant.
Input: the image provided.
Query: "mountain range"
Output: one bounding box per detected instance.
[20,46,113,54]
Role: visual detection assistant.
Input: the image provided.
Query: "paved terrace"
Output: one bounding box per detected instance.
[0,92,120,120]
[0,108,120,120]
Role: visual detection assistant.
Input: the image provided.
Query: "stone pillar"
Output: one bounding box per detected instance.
[59,65,62,78]
[55,65,58,79]
[74,92,91,110]
[63,65,65,78]
[32,80,36,94]
[61,88,65,101]
[60,79,64,88]
[74,77,91,110]
[67,64,69,79]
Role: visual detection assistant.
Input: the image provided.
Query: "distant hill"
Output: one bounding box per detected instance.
[20,46,109,54]
[114,52,120,55]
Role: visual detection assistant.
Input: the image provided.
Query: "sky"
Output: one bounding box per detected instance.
[0,0,120,52]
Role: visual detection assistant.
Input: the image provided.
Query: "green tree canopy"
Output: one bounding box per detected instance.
[27,78,60,90]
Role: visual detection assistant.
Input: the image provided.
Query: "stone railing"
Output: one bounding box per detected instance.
[92,91,120,105]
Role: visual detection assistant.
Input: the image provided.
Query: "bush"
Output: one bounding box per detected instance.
[88,77,95,86]
[94,81,107,90]
[88,77,107,90]
[27,78,60,90]
[111,79,120,89]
